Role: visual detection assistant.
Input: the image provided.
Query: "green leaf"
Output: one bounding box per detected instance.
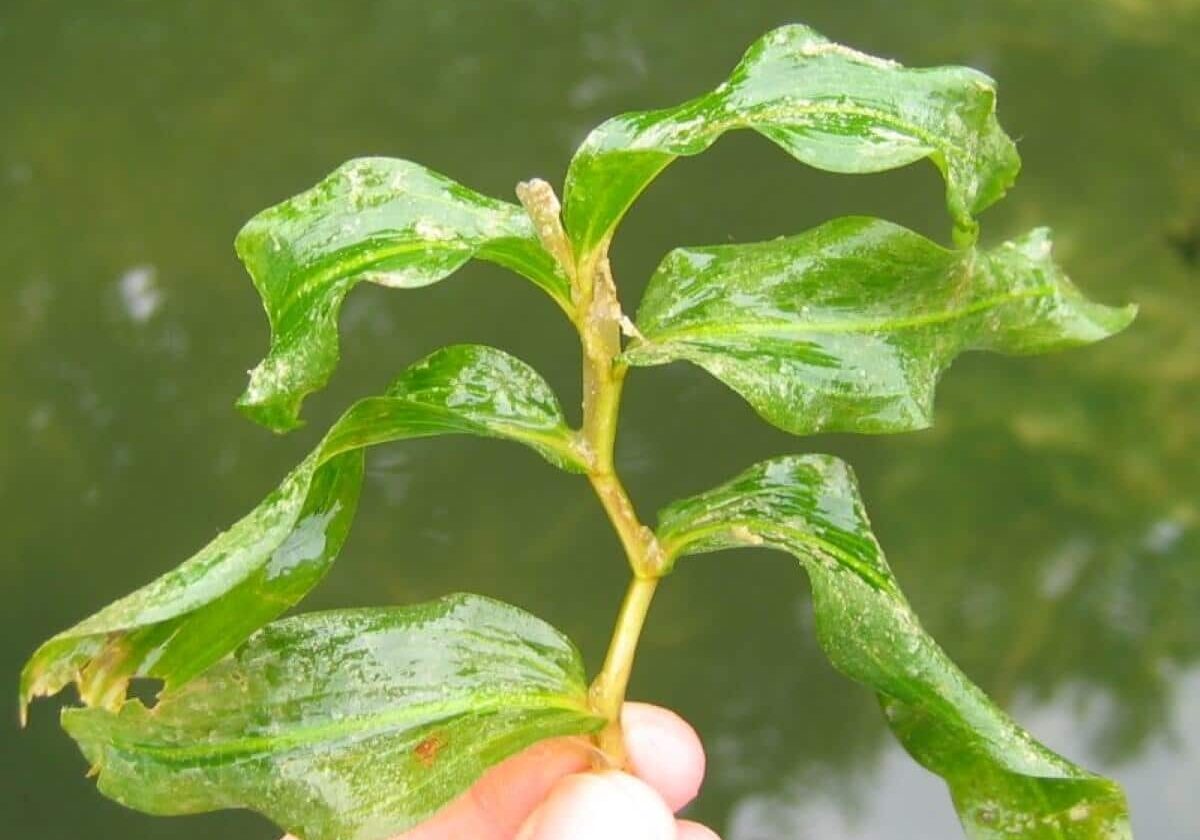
[563,24,1021,261]
[624,218,1135,436]
[61,594,604,840]
[21,345,585,720]
[657,456,1131,839]
[236,158,571,432]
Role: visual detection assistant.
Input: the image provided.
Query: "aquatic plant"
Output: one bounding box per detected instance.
[20,24,1135,840]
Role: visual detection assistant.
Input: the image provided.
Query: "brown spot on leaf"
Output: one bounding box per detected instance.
[413,733,446,767]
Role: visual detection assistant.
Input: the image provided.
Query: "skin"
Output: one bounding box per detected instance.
[281,703,720,840]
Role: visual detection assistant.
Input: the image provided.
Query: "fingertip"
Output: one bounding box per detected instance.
[677,819,723,840]
[396,736,592,840]
[463,736,591,834]
[516,771,675,840]
[622,702,707,812]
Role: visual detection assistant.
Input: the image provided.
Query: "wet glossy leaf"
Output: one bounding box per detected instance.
[62,594,604,840]
[624,218,1135,436]
[563,24,1020,261]
[236,158,571,431]
[21,345,585,720]
[657,456,1131,839]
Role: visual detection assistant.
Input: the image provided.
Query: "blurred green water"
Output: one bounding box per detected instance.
[1,1,1196,837]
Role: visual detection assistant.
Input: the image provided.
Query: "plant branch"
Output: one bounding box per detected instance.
[576,252,665,766]
[518,182,665,766]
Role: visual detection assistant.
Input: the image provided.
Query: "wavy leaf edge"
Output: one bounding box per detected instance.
[235,157,571,432]
[20,344,585,722]
[60,593,605,840]
[623,219,1135,437]
[656,454,1132,839]
[563,23,1021,260]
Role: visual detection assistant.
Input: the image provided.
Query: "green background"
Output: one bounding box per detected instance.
[2,1,1197,837]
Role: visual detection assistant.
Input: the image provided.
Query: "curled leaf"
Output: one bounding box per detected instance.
[236,158,571,431]
[63,594,603,840]
[657,456,1131,839]
[21,345,585,721]
[625,218,1135,436]
[563,24,1021,260]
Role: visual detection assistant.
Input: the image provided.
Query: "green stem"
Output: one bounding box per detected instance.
[577,259,665,766]
[517,181,664,767]
[589,575,659,764]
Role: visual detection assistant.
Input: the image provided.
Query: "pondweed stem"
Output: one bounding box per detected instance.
[589,575,659,764]
[517,180,664,767]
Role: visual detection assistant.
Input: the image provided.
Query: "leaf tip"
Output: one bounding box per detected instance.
[1060,297,1137,346]
[18,659,49,728]
[1109,301,1139,333]
[236,384,306,434]
[17,649,84,728]
[982,227,1139,352]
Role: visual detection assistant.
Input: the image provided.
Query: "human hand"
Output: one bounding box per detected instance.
[283,702,719,840]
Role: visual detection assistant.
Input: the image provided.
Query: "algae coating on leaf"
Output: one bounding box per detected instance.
[564,24,1020,260]
[236,158,572,432]
[21,345,585,721]
[62,595,604,840]
[657,456,1132,839]
[625,219,1135,436]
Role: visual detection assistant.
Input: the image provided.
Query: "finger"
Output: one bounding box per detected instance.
[516,771,676,840]
[398,736,592,840]
[401,702,706,837]
[622,702,707,812]
[677,819,723,840]
[279,747,573,840]
[280,702,707,840]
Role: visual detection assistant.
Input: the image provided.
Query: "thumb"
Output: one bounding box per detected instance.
[515,771,676,840]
